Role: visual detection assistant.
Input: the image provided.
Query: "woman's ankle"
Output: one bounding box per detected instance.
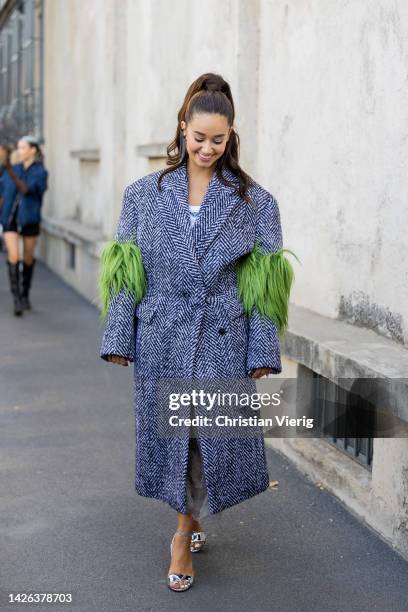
[176,512,194,533]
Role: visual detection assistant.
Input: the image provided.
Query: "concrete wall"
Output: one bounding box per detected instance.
[267,359,408,560]
[40,0,407,345]
[43,0,116,230]
[257,1,408,344]
[40,0,264,301]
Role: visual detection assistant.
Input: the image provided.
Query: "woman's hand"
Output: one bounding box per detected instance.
[250,367,274,379]
[0,146,10,166]
[2,158,29,193]
[106,354,129,366]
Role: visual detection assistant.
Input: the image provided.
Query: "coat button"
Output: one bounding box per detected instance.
[205,296,211,304]
[218,328,226,335]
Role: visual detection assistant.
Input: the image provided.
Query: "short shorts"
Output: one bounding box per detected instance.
[2,206,40,237]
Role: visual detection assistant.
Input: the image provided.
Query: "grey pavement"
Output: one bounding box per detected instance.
[0,250,407,612]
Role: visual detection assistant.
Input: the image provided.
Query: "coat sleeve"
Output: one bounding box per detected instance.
[236,192,298,376]
[25,166,48,197]
[99,181,147,362]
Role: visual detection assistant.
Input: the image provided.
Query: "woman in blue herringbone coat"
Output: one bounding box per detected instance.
[99,73,298,592]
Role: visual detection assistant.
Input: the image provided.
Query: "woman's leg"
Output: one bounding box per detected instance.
[3,231,23,316]
[22,235,37,265]
[186,437,207,533]
[168,512,195,587]
[21,235,38,309]
[168,437,196,584]
[3,231,20,264]
[192,517,203,532]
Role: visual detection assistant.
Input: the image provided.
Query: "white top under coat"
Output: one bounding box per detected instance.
[188,202,202,226]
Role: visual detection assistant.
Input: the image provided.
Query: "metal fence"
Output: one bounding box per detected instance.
[313,372,374,469]
[0,0,44,145]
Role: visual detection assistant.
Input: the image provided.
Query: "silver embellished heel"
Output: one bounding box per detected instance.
[190,530,207,553]
[167,529,194,592]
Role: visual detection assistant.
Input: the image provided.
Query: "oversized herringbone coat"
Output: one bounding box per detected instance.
[99,159,295,515]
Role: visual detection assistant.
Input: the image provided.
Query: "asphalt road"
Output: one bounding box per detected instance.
[1,251,407,612]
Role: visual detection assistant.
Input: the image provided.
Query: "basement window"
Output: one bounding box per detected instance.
[66,242,76,270]
[312,372,374,470]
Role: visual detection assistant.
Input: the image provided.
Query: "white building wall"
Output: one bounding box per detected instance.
[41,0,407,345]
[43,0,117,230]
[257,0,408,343]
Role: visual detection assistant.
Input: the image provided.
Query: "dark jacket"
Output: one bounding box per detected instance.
[0,161,48,227]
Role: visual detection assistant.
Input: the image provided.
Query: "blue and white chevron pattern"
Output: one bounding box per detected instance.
[100,159,285,515]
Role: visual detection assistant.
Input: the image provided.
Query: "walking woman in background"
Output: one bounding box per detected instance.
[0,136,48,316]
[0,144,11,253]
[98,73,298,592]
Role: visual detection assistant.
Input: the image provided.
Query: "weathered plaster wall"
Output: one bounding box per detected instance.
[257,1,408,343]
[42,0,407,344]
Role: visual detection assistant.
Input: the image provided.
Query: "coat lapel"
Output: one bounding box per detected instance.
[157,163,203,288]
[159,159,241,265]
[192,164,241,260]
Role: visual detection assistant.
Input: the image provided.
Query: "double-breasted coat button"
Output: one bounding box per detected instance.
[218,328,226,335]
[205,296,211,304]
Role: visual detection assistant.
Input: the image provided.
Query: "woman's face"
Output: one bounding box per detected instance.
[181,113,231,170]
[17,139,36,163]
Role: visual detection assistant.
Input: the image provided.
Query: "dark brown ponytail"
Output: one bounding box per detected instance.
[158,73,255,205]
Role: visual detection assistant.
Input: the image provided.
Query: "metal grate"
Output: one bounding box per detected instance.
[66,242,76,270]
[0,0,44,144]
[313,372,374,470]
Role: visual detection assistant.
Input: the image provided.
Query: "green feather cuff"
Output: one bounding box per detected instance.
[98,239,147,320]
[236,240,300,335]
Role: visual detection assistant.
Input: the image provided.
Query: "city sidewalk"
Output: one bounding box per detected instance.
[1,251,407,612]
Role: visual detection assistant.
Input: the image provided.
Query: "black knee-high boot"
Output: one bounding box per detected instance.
[21,258,36,310]
[6,260,24,317]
